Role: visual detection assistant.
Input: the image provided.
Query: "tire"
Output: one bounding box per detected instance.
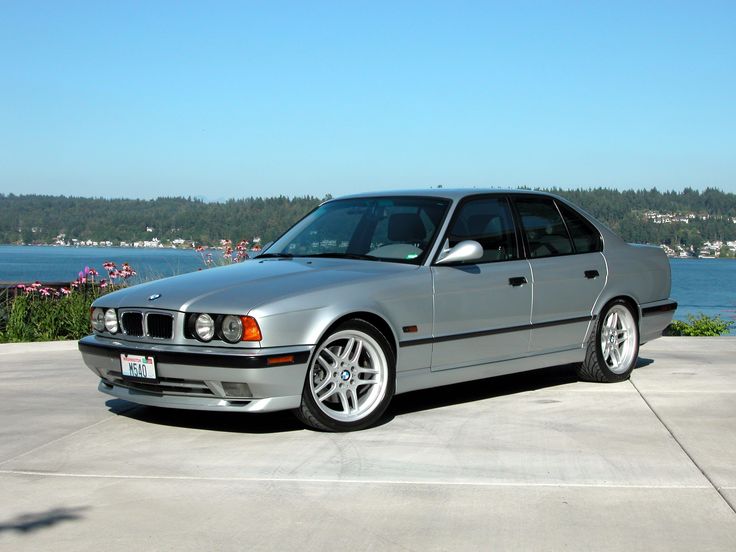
[577,299,639,383]
[295,319,396,432]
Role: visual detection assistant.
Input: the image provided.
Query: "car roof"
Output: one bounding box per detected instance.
[334,188,555,202]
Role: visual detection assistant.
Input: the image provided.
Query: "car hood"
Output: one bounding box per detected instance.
[97,258,417,314]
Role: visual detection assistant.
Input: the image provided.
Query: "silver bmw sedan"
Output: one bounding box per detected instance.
[79,189,676,431]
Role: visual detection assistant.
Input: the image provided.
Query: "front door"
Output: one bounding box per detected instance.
[431,196,532,371]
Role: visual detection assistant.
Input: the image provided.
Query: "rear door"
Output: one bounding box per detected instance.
[513,196,607,353]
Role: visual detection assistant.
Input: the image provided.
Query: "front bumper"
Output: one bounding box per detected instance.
[78,335,313,413]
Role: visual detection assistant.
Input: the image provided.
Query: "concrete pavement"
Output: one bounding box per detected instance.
[0,338,735,550]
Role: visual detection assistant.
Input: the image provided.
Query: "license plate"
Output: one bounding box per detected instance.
[120,353,158,381]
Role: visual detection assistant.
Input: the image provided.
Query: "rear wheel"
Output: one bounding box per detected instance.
[295,319,395,431]
[577,300,639,383]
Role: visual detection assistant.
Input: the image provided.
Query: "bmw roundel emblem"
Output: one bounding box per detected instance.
[148,293,161,301]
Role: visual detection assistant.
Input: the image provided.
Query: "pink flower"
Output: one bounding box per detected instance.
[71,281,79,288]
[60,287,71,295]
[119,263,136,279]
[16,284,26,290]
[40,288,51,297]
[103,261,116,271]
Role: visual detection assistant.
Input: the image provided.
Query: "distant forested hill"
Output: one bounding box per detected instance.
[1,187,735,248]
[550,187,736,249]
[0,195,324,245]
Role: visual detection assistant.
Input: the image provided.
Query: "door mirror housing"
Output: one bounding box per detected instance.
[435,240,483,265]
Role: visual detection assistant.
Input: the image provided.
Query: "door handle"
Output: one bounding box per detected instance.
[508,276,528,286]
[585,270,599,279]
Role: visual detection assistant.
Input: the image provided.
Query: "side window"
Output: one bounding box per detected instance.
[515,198,574,259]
[447,197,518,263]
[556,202,602,253]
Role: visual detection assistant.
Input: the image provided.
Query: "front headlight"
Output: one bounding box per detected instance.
[219,315,243,343]
[194,313,215,342]
[104,309,119,334]
[91,308,105,332]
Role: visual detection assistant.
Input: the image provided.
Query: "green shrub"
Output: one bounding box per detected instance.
[0,285,105,343]
[667,314,734,336]
[0,262,138,343]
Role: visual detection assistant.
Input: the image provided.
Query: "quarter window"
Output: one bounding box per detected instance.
[556,202,603,253]
[446,197,518,263]
[515,198,574,258]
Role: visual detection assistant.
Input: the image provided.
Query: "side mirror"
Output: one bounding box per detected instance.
[435,240,483,265]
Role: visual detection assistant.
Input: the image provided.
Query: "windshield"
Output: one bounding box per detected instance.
[264,197,451,264]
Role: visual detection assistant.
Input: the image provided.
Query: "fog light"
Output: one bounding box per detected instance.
[222,382,252,398]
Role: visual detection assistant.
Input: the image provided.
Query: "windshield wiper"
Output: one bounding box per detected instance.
[302,252,379,261]
[256,252,294,259]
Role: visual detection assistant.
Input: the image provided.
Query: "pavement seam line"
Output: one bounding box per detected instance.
[0,418,114,468]
[0,406,139,468]
[0,469,714,489]
[629,377,736,516]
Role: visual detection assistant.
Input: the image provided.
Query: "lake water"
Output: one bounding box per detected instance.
[0,245,205,284]
[668,258,736,329]
[0,246,734,332]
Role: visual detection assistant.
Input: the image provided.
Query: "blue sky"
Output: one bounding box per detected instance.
[1,1,735,199]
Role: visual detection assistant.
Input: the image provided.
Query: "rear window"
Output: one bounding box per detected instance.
[515,198,574,259]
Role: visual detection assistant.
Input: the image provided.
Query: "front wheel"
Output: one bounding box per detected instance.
[295,320,395,431]
[577,300,639,383]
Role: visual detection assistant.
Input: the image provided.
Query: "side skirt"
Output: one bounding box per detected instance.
[395,348,584,395]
